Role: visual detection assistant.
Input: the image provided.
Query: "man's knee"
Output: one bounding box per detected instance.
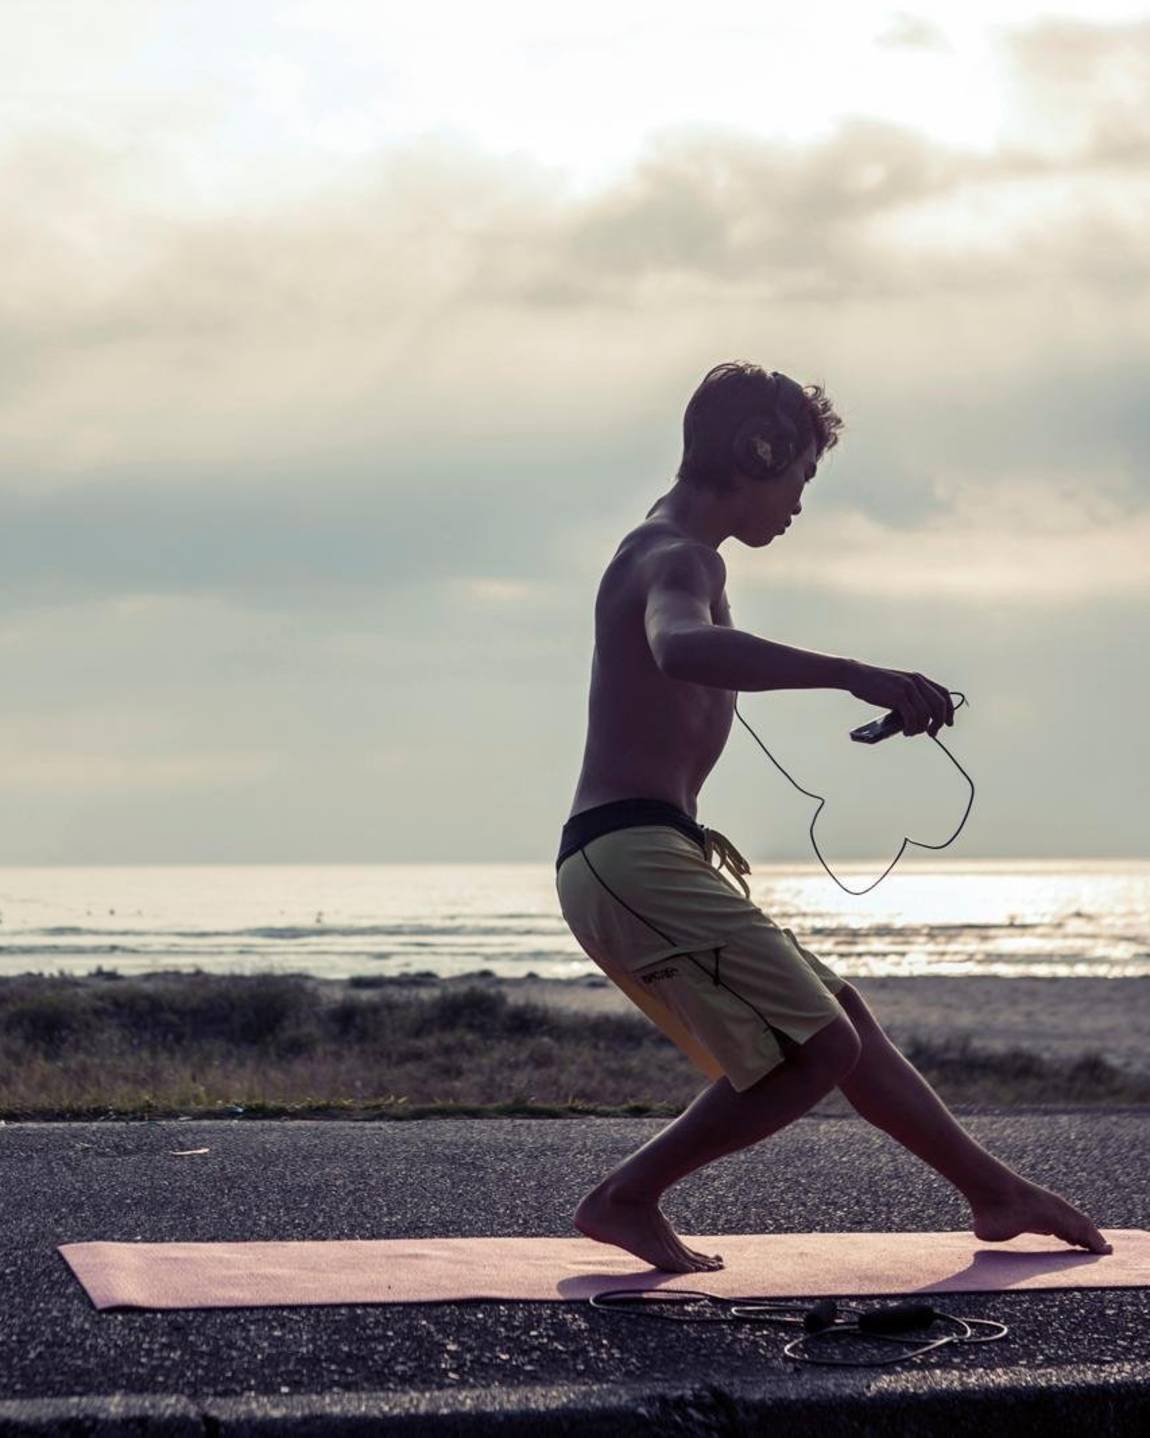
[835,981,880,1034]
[781,1011,862,1079]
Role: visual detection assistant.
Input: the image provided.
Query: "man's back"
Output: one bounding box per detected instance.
[565,521,736,823]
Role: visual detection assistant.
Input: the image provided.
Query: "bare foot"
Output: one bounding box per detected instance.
[573,1181,724,1273]
[971,1177,1113,1254]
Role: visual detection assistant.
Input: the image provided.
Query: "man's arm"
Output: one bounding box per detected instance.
[643,542,857,693]
[668,626,856,692]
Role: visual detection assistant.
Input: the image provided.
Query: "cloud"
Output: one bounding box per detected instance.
[1001,18,1150,162]
[875,12,952,52]
[0,13,1148,616]
[0,176,1146,637]
[1,10,1149,859]
[738,478,1150,603]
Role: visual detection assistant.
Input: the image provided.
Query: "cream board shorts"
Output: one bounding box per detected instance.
[555,797,847,1093]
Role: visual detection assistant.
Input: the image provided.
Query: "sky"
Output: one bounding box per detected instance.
[1,0,1148,865]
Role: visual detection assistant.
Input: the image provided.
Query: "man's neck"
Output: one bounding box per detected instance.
[645,487,729,549]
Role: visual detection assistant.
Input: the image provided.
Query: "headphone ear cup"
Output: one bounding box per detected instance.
[732,415,781,479]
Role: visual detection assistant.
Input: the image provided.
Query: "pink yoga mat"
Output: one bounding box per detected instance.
[59,1228,1148,1311]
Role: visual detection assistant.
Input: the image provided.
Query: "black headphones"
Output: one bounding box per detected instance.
[729,372,805,481]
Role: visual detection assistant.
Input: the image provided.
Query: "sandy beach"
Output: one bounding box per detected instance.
[7,967,1144,1119]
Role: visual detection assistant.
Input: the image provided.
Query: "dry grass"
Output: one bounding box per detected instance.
[1,969,1147,1121]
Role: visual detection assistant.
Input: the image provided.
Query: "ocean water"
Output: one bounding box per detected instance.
[1,859,1148,982]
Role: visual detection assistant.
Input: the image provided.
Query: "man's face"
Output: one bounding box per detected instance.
[735,439,818,547]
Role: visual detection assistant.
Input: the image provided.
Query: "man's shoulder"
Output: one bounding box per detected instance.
[622,524,726,592]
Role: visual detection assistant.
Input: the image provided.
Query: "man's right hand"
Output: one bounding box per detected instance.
[844,661,955,738]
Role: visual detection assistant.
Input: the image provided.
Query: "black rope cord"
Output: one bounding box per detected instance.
[588,1288,1008,1368]
[733,690,973,895]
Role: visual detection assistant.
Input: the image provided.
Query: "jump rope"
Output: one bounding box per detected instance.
[588,1288,1007,1368]
[734,686,973,895]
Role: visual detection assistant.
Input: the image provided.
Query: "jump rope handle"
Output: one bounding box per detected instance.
[857,1302,939,1333]
[802,1298,839,1332]
[803,1300,940,1333]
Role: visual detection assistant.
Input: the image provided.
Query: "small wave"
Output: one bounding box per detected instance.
[0,943,142,955]
[21,923,511,941]
[798,920,1044,938]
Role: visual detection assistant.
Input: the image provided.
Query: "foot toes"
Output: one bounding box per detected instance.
[653,1248,691,1273]
[661,1224,708,1265]
[1061,1213,1110,1252]
[675,1241,722,1271]
[658,1234,701,1273]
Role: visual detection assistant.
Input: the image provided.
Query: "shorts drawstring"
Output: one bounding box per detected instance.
[702,826,753,901]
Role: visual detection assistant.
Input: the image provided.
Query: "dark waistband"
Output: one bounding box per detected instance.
[556,798,705,872]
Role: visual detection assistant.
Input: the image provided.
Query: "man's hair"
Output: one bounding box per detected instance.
[675,361,844,493]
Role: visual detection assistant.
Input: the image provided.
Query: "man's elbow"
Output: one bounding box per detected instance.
[657,626,708,682]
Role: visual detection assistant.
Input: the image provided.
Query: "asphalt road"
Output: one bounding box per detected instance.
[1,1109,1148,1432]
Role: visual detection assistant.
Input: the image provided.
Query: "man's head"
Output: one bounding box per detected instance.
[674,361,843,547]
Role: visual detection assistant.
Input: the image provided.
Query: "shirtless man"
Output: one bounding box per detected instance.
[555,361,1111,1273]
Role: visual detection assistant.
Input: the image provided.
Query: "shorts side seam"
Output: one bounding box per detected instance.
[571,838,842,1070]
[579,846,785,1041]
[678,948,787,1043]
[578,846,679,948]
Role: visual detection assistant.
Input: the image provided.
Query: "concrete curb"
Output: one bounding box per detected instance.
[2,1363,1149,1435]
